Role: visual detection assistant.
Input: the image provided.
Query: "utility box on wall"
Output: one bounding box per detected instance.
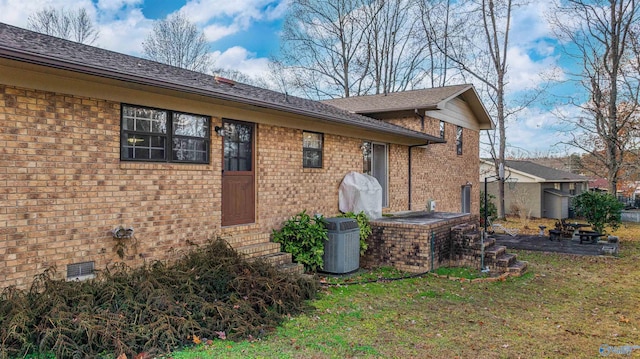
[322,217,360,274]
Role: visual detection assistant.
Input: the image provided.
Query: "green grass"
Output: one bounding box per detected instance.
[433,266,489,279]
[171,230,640,359]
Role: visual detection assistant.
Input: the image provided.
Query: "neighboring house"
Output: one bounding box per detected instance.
[588,177,609,192]
[0,23,493,289]
[480,159,589,219]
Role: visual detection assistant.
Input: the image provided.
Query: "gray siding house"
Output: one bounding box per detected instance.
[480,160,589,219]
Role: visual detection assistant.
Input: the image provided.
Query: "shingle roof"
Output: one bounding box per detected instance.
[323,84,470,112]
[0,22,444,145]
[503,160,587,182]
[322,84,494,129]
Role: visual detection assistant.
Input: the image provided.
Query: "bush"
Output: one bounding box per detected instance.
[272,211,328,272]
[0,239,318,359]
[337,211,371,255]
[573,191,624,234]
[480,191,498,225]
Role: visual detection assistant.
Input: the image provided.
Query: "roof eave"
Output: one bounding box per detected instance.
[353,104,439,114]
[459,86,494,130]
[0,46,445,145]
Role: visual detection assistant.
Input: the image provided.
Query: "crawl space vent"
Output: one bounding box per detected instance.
[66,261,95,281]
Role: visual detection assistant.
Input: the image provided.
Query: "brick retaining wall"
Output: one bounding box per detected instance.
[362,214,479,273]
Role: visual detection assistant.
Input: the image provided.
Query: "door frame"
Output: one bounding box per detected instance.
[221,119,256,227]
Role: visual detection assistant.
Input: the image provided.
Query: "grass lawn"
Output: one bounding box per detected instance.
[170,220,640,358]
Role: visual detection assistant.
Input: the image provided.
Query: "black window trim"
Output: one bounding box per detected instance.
[302,130,323,169]
[120,103,211,164]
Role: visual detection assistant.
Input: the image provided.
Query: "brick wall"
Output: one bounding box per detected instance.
[0,85,227,289]
[2,83,483,289]
[387,115,481,214]
[255,124,362,232]
[363,215,478,272]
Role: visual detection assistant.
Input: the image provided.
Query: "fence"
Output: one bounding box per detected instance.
[618,195,640,209]
[621,210,640,223]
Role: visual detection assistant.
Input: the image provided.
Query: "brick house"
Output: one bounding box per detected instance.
[0,23,493,289]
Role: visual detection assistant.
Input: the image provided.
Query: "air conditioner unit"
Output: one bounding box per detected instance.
[322,217,360,274]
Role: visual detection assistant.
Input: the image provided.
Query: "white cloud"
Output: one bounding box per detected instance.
[96,0,143,12]
[180,0,274,24]
[501,104,584,156]
[203,23,240,42]
[96,8,153,55]
[505,46,564,93]
[177,0,286,41]
[264,0,290,21]
[509,1,555,47]
[0,0,151,54]
[211,46,271,79]
[0,0,95,28]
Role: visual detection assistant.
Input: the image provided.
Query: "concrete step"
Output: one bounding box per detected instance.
[483,245,506,259]
[464,232,481,243]
[494,253,517,268]
[255,252,293,266]
[471,237,496,250]
[222,232,271,249]
[236,242,281,259]
[507,260,528,276]
[276,262,305,275]
[220,232,305,276]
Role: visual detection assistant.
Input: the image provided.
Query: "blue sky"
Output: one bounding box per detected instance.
[0,0,586,157]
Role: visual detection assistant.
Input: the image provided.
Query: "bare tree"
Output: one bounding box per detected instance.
[419,0,465,87]
[278,0,435,99]
[550,0,640,194]
[364,0,430,94]
[278,0,374,98]
[419,0,516,218]
[27,7,99,45]
[143,13,211,73]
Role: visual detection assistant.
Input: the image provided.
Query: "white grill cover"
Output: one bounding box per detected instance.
[338,171,382,220]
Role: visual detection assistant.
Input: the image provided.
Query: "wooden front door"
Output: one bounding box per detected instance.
[222,120,255,226]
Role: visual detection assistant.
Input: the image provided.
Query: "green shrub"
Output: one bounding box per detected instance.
[272,211,328,272]
[337,211,372,255]
[480,191,498,224]
[573,191,623,234]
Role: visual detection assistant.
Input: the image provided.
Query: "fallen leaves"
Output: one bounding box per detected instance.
[192,335,201,345]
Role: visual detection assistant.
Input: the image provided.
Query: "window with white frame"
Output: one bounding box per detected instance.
[456,126,463,155]
[303,131,323,168]
[121,104,210,163]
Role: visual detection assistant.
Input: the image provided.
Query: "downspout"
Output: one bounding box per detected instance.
[414,109,425,132]
[409,109,427,211]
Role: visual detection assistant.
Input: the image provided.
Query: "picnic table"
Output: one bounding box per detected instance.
[565,222,591,240]
[578,231,602,244]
